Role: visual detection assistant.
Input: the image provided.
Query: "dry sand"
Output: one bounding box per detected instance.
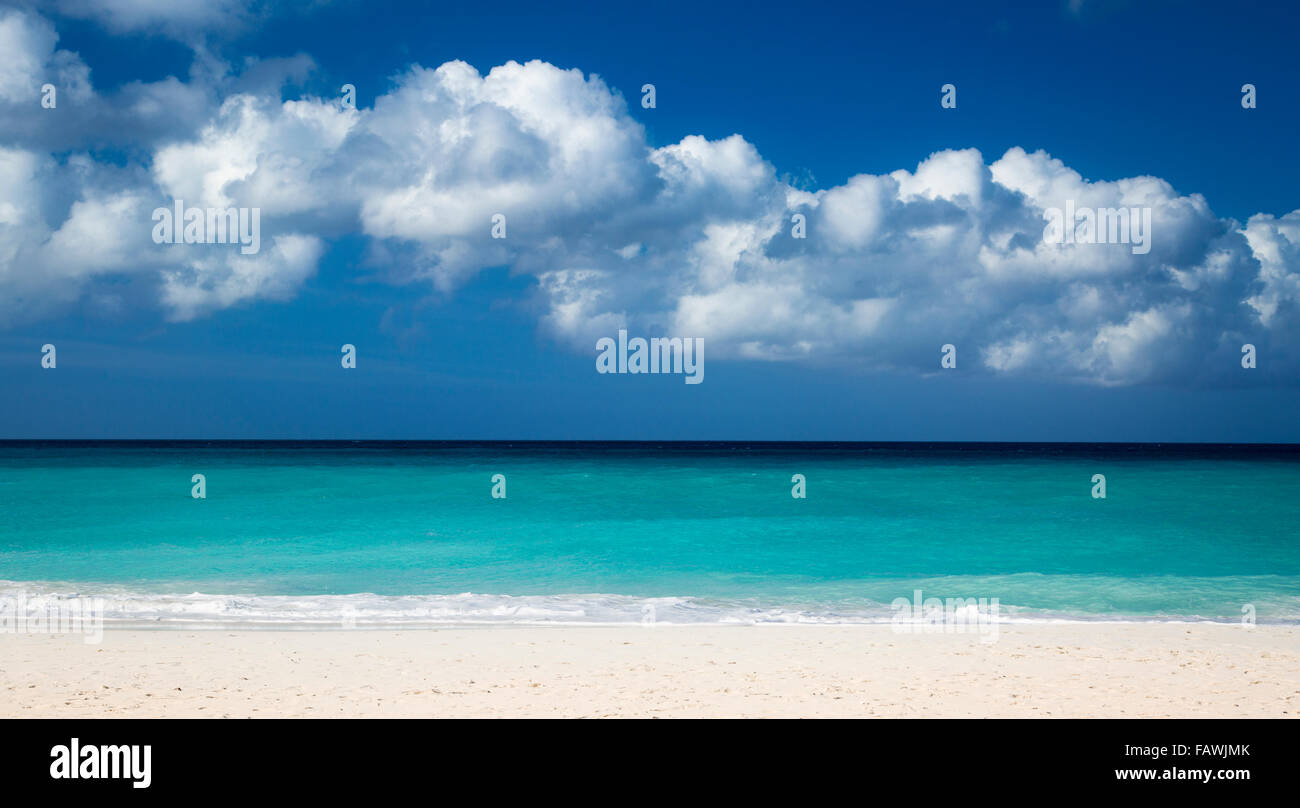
[2,623,1297,718]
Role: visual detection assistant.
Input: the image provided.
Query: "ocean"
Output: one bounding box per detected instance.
[2,441,1298,627]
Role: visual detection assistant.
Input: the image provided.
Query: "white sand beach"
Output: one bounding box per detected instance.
[2,623,1297,718]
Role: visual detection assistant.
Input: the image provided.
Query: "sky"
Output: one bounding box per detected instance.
[1,0,1298,440]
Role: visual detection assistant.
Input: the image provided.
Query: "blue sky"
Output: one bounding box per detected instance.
[1,0,1298,440]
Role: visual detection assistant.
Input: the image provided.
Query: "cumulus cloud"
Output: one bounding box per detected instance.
[0,9,89,106]
[160,233,324,321]
[2,8,1297,387]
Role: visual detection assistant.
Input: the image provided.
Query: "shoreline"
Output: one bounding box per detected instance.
[3,623,1297,718]
[14,617,1300,631]
[7,580,1295,629]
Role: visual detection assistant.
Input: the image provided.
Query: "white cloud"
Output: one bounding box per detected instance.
[2,9,1298,387]
[160,233,324,321]
[1243,211,1300,328]
[0,8,90,105]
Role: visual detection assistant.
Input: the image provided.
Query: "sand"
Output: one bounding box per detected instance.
[2,624,1297,718]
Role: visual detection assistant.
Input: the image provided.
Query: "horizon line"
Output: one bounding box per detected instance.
[2,439,1299,448]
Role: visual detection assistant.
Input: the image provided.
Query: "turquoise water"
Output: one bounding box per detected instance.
[2,441,1298,625]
